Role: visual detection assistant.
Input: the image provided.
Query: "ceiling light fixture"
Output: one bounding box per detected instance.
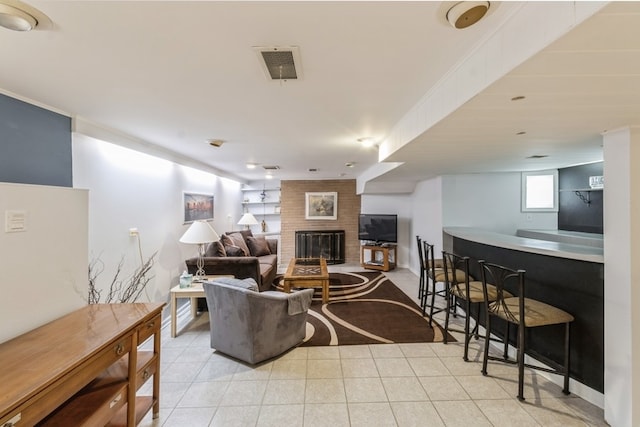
[0,2,37,31]
[246,163,257,169]
[516,131,526,135]
[446,1,490,29]
[357,137,376,148]
[345,162,355,168]
[511,95,526,101]
[206,139,225,147]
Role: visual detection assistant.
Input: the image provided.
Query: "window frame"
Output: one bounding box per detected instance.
[521,169,559,213]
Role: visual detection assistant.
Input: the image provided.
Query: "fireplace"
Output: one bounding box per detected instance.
[295,230,345,264]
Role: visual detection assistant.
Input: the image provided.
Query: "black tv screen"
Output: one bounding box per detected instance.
[358,214,397,243]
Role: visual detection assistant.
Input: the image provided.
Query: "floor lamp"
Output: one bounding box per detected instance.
[179,220,220,280]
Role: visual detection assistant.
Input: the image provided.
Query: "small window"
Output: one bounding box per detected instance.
[521,170,558,212]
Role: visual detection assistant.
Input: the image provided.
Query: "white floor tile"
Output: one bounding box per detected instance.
[153,267,605,427]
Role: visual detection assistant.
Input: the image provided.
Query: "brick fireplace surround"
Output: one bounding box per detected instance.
[280,180,361,264]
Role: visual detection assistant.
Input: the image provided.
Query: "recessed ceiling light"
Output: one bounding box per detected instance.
[511,95,526,101]
[206,139,224,147]
[357,137,376,148]
[246,163,257,169]
[0,3,37,31]
[265,173,274,179]
[527,155,548,159]
[345,162,356,168]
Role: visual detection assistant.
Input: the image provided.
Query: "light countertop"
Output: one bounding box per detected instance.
[444,227,604,263]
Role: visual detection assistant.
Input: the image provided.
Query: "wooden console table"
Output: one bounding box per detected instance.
[361,244,397,272]
[0,303,164,427]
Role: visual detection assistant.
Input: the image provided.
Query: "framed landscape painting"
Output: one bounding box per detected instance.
[305,192,337,220]
[183,192,214,223]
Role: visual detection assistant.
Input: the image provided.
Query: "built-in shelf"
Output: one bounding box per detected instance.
[560,187,603,205]
[241,187,281,192]
[242,201,280,205]
[241,186,281,233]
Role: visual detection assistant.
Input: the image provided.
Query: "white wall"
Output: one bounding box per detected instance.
[0,183,88,343]
[603,127,638,427]
[72,134,243,304]
[409,177,444,276]
[361,193,413,268]
[390,172,557,277]
[441,173,557,234]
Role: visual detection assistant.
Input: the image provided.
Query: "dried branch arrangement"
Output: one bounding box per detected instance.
[87,252,157,304]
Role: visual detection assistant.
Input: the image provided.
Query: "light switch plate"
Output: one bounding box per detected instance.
[5,210,27,233]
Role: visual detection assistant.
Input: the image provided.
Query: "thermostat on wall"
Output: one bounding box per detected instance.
[5,210,27,232]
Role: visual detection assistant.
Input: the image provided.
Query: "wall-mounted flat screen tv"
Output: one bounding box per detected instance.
[358,214,397,243]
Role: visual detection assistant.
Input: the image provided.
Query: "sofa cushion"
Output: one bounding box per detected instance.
[246,236,272,257]
[223,245,244,256]
[209,277,259,292]
[204,240,226,257]
[222,233,250,256]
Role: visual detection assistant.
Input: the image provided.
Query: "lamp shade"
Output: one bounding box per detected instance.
[179,220,220,244]
[237,213,259,226]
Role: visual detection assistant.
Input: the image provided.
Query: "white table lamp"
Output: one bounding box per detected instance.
[179,220,220,280]
[238,212,259,230]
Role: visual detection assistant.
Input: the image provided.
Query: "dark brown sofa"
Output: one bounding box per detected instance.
[185,229,278,292]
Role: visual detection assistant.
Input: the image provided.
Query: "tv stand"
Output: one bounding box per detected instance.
[361,244,397,272]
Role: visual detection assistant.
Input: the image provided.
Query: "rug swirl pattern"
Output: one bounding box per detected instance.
[273,271,454,346]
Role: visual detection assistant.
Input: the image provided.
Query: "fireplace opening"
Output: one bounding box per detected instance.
[295,230,345,264]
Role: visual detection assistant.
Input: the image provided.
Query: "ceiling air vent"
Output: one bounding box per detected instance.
[263,165,280,171]
[254,46,303,81]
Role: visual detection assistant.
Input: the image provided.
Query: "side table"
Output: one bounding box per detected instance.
[170,276,231,337]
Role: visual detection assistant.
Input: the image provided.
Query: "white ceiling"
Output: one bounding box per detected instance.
[1,1,637,187]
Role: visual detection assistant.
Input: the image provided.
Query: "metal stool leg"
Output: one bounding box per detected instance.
[563,322,571,395]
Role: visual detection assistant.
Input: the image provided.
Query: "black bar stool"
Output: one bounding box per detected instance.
[478,261,574,401]
[441,251,511,362]
[422,241,455,325]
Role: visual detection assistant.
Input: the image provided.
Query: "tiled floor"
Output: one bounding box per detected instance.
[139,266,608,426]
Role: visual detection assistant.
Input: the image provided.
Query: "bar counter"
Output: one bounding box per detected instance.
[443,227,604,393]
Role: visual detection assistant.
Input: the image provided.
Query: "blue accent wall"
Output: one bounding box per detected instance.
[0,93,72,187]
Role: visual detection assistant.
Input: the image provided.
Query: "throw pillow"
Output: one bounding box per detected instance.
[209,277,259,292]
[204,240,226,257]
[224,244,245,257]
[225,232,251,256]
[246,236,271,257]
[225,229,253,242]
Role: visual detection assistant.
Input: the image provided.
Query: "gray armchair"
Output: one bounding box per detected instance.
[202,278,314,364]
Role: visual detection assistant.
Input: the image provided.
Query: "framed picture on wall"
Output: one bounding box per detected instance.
[305,192,337,220]
[183,192,214,223]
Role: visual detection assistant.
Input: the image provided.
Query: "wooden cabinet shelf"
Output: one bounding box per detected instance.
[0,303,164,427]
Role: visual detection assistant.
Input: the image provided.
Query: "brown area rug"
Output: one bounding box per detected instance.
[273,271,455,346]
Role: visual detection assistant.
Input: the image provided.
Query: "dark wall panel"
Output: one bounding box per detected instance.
[453,237,604,392]
[0,93,72,187]
[558,162,603,234]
